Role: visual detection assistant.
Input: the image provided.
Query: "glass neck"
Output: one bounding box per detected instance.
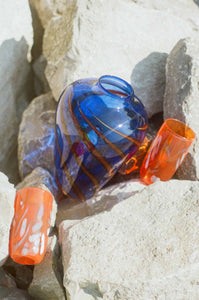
[97,75,134,101]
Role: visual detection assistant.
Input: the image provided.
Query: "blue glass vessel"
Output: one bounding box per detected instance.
[55,75,148,200]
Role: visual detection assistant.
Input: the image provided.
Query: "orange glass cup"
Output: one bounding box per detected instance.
[9,187,53,265]
[140,119,195,185]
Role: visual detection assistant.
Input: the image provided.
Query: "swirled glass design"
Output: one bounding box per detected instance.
[55,76,148,200]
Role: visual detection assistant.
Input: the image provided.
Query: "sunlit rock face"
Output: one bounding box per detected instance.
[59,180,199,300]
[43,0,198,102]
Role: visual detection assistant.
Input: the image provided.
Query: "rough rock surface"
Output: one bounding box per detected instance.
[43,0,198,101]
[131,52,168,118]
[163,38,199,180]
[33,55,50,96]
[29,235,65,300]
[0,286,33,300]
[132,0,199,29]
[0,267,16,288]
[0,0,34,184]
[59,180,199,299]
[3,257,33,290]
[194,0,199,7]
[16,167,58,228]
[56,180,144,226]
[30,0,67,29]
[0,172,16,266]
[16,167,60,201]
[0,267,33,299]
[18,92,57,179]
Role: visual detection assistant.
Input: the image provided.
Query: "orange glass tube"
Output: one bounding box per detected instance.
[140,119,195,185]
[9,187,53,265]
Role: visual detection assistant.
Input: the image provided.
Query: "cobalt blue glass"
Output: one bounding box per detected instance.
[55,75,148,200]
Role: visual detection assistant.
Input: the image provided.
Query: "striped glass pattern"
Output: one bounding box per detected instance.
[55,75,148,200]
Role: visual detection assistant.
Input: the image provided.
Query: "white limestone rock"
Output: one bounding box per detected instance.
[43,0,197,101]
[29,235,65,300]
[59,180,199,299]
[163,38,199,180]
[131,0,199,30]
[18,92,57,179]
[0,172,16,266]
[0,0,33,183]
[56,179,144,226]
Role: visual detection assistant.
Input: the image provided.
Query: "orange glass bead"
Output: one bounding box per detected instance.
[140,119,195,185]
[9,187,53,265]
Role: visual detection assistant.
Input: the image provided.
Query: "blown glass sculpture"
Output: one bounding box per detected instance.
[55,75,148,200]
[119,137,151,175]
[140,118,195,185]
[9,187,53,265]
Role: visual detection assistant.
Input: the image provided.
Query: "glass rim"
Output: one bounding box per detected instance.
[17,186,52,195]
[98,75,134,100]
[164,118,195,141]
[16,187,53,205]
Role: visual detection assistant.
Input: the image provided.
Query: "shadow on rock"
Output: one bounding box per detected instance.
[0,37,34,184]
[131,52,168,119]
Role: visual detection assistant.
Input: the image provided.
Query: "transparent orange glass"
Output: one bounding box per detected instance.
[140,119,195,185]
[9,187,53,265]
[119,137,151,175]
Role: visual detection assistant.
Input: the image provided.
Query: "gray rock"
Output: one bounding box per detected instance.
[0,286,33,300]
[131,52,168,118]
[43,0,197,101]
[194,0,199,7]
[0,267,16,288]
[3,145,21,185]
[59,180,199,299]
[163,38,199,180]
[0,266,33,299]
[16,167,60,201]
[33,55,50,96]
[3,257,33,290]
[29,235,66,300]
[0,1,34,184]
[28,0,44,60]
[0,172,15,266]
[18,92,57,179]
[56,179,145,227]
[16,167,58,228]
